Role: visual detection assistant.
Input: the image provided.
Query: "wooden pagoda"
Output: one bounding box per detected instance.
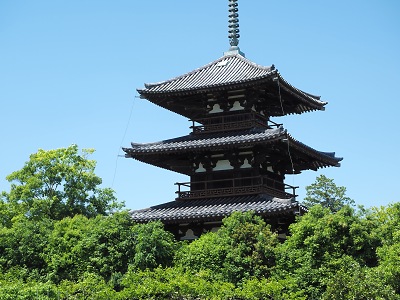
[124,0,342,240]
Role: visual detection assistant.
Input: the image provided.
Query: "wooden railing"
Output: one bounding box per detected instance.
[175,176,297,200]
[190,112,282,134]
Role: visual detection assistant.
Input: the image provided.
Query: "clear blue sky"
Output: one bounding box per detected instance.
[1,1,399,210]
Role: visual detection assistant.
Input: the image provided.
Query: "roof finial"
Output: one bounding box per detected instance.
[225,0,245,56]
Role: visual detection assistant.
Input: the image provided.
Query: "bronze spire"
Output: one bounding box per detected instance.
[225,0,245,56]
[228,0,240,47]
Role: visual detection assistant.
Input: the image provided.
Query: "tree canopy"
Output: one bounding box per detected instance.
[2,145,121,221]
[0,148,399,299]
[303,174,355,212]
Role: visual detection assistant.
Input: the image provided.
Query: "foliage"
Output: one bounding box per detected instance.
[0,272,116,300]
[0,215,53,278]
[235,277,306,300]
[370,202,400,246]
[0,279,58,300]
[58,272,117,299]
[303,174,354,212]
[371,203,400,294]
[322,259,398,300]
[1,154,400,299]
[377,241,400,295]
[45,212,137,283]
[3,144,122,221]
[132,221,177,271]
[274,205,380,298]
[119,267,235,300]
[42,213,177,285]
[175,211,279,284]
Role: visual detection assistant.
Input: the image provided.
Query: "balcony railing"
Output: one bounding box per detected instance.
[175,176,298,200]
[190,112,282,134]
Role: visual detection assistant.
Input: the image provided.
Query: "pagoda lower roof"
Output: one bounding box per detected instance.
[123,127,342,173]
[137,53,327,118]
[129,194,306,224]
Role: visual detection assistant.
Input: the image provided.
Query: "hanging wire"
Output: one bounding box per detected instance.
[111,96,137,189]
[276,75,296,189]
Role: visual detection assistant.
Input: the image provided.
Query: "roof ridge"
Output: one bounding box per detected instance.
[141,54,275,90]
[143,55,228,89]
[128,127,285,148]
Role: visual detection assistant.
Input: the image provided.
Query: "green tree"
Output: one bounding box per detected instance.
[119,267,235,300]
[303,175,354,212]
[0,215,53,278]
[45,212,136,283]
[219,211,278,283]
[323,259,398,300]
[3,144,122,220]
[58,272,117,299]
[0,277,58,300]
[132,221,177,271]
[377,242,400,295]
[175,211,279,284]
[370,203,400,294]
[236,277,306,300]
[274,205,379,298]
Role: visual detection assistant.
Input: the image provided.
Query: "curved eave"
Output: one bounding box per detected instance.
[138,71,277,96]
[123,128,342,174]
[138,72,326,110]
[287,134,343,170]
[123,128,287,175]
[123,152,187,175]
[276,73,327,113]
[137,53,326,117]
[138,74,327,119]
[123,128,286,155]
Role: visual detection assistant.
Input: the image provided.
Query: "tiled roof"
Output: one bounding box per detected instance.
[130,194,305,224]
[124,127,285,154]
[137,53,326,109]
[123,127,342,169]
[140,54,275,93]
[287,133,342,169]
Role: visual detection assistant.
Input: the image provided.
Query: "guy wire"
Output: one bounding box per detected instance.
[276,75,296,187]
[111,96,137,189]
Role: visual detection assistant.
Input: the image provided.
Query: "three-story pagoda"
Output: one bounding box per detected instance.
[124,0,342,240]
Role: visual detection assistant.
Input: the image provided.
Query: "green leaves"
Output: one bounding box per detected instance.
[132,221,176,271]
[303,175,355,212]
[275,204,384,298]
[0,215,53,277]
[45,212,137,283]
[1,159,400,299]
[175,211,279,284]
[3,145,122,220]
[323,258,398,300]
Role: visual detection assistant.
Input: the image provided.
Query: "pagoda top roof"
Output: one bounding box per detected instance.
[137,53,327,118]
[130,194,305,224]
[140,53,276,93]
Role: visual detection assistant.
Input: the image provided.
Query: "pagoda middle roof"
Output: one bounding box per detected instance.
[123,127,342,173]
[130,194,306,224]
[126,127,284,153]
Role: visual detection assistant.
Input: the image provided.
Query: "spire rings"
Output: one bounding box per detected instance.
[228,0,240,47]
